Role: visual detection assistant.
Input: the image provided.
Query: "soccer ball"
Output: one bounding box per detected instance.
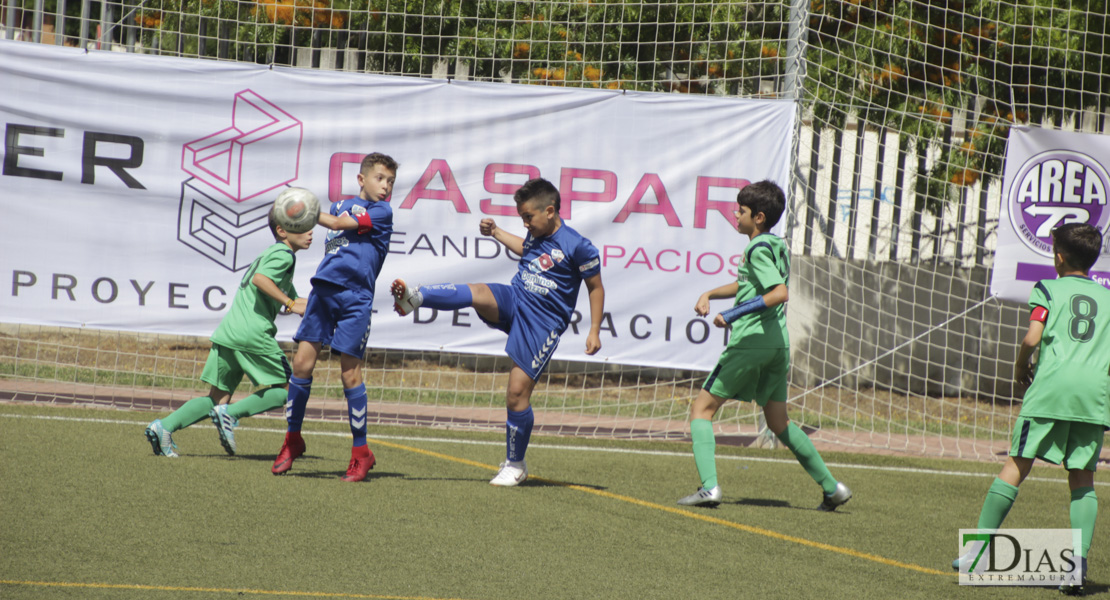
[272,187,320,234]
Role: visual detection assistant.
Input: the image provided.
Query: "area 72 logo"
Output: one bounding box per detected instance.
[1008,150,1110,256]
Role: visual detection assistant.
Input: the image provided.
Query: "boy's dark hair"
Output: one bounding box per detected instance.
[736,180,786,229]
[267,207,282,241]
[1052,223,1103,272]
[361,152,399,174]
[514,177,561,212]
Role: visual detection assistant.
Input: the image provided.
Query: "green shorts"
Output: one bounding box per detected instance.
[200,343,291,392]
[702,346,789,407]
[1010,416,1106,472]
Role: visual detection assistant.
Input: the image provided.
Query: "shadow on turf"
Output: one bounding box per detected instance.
[213,453,285,462]
[946,580,1106,595]
[283,470,407,480]
[196,454,608,489]
[722,497,849,513]
[247,470,606,487]
[1089,582,1107,594]
[725,497,793,509]
[522,478,606,490]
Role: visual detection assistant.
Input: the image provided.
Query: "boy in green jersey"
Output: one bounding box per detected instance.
[678,180,851,511]
[145,209,313,458]
[954,223,1110,594]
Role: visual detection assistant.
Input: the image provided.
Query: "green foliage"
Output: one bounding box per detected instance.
[131,0,789,92]
[119,0,1107,208]
[805,0,1108,206]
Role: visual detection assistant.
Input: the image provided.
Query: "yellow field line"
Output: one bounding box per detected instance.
[3,433,953,599]
[368,437,956,578]
[0,579,467,599]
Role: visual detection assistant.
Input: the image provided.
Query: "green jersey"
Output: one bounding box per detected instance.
[726,233,789,349]
[1021,275,1110,427]
[210,243,298,356]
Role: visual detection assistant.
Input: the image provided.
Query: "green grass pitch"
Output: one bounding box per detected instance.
[1,402,1106,599]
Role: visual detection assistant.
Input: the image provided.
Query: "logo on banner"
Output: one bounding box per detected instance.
[1008,150,1110,256]
[177,90,305,271]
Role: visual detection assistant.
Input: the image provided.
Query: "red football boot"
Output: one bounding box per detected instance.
[340,445,376,482]
[272,432,306,475]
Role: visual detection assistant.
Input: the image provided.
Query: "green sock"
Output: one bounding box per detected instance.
[227,387,287,420]
[690,419,718,490]
[1070,486,1097,559]
[161,396,216,432]
[976,478,1019,529]
[776,422,838,495]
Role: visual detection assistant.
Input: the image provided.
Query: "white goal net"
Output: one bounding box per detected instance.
[2,0,1108,461]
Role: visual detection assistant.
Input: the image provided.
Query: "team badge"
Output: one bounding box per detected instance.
[528,253,555,273]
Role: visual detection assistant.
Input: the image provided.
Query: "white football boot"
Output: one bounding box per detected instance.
[817,481,852,511]
[489,460,528,486]
[677,485,722,507]
[390,279,423,316]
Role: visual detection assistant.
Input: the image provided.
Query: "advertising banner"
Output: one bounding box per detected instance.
[0,40,795,370]
[992,127,1110,302]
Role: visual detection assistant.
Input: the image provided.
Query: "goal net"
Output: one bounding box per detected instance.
[2,0,1107,461]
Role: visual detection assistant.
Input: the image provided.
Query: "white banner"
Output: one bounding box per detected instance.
[0,40,795,371]
[991,127,1110,302]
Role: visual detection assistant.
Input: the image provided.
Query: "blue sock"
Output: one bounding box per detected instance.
[506,406,534,462]
[286,376,311,433]
[419,283,473,311]
[346,384,368,447]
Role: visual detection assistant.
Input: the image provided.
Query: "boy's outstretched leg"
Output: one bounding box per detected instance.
[392,281,473,316]
[764,401,850,510]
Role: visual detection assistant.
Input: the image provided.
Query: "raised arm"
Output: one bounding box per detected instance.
[318,212,362,231]
[583,273,605,355]
[479,218,525,256]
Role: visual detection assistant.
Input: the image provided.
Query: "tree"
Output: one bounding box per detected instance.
[804,0,1108,207]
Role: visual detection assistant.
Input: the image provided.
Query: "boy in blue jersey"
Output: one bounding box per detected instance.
[679,180,850,511]
[953,223,1110,594]
[391,177,606,486]
[271,152,398,482]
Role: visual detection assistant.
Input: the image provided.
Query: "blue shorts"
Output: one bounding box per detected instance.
[295,281,373,358]
[481,283,562,381]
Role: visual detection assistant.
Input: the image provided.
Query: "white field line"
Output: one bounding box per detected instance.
[3,411,1105,487]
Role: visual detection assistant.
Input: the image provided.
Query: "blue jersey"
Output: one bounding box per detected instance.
[510,223,601,327]
[312,197,393,296]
